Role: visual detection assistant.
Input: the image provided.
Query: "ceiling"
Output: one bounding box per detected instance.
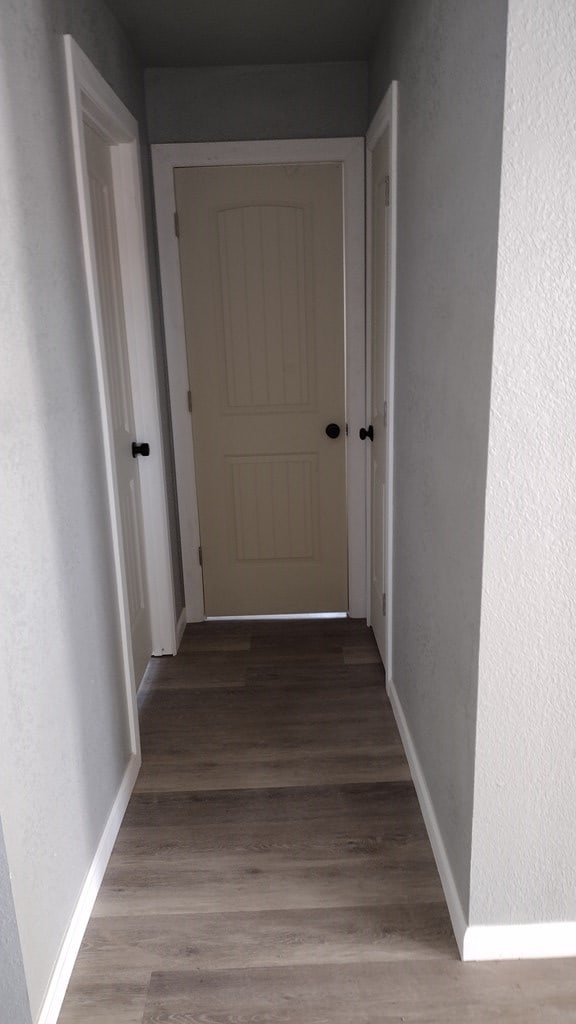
[104,0,388,68]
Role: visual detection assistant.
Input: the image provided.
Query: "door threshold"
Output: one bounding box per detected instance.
[205,613,348,622]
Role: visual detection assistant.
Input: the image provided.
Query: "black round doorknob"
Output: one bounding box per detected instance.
[325,423,341,439]
[359,425,374,441]
[132,442,150,458]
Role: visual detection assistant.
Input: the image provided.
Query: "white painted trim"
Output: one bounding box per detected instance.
[112,144,176,657]
[387,677,468,957]
[366,82,398,677]
[340,141,367,619]
[151,148,203,623]
[462,922,576,962]
[175,606,187,650]
[65,36,178,678]
[36,755,140,1024]
[152,138,366,621]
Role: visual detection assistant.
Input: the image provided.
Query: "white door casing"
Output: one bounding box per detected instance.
[152,139,366,621]
[174,163,348,615]
[65,36,178,740]
[366,82,398,675]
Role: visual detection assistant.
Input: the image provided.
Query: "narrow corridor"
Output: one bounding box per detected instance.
[59,621,576,1021]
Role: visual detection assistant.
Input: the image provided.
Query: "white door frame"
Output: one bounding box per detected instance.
[152,138,366,621]
[366,83,398,677]
[64,37,178,744]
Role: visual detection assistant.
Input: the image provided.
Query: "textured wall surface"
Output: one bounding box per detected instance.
[0,819,32,1024]
[0,0,170,1016]
[471,0,576,925]
[145,62,367,143]
[54,0,144,117]
[368,0,508,915]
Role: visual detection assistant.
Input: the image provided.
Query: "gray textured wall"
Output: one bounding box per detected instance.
[145,62,367,143]
[472,0,576,927]
[0,0,178,1016]
[369,0,508,915]
[0,820,32,1024]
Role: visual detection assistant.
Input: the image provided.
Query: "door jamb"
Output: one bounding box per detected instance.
[64,37,178,747]
[152,138,366,620]
[366,82,398,678]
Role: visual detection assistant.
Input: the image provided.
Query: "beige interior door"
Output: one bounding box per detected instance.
[174,163,347,616]
[369,129,391,664]
[84,122,152,682]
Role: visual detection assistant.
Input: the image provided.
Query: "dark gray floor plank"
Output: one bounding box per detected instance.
[142,960,576,1023]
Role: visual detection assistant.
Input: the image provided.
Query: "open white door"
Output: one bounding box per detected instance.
[65,37,179,739]
[84,123,153,684]
[366,82,398,675]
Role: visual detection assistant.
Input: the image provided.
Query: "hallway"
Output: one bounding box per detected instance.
[58,621,576,1022]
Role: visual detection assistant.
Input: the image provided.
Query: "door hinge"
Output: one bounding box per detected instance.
[383,400,388,428]
[382,592,387,617]
[174,211,180,238]
[384,174,390,208]
[198,546,203,567]
[187,389,192,413]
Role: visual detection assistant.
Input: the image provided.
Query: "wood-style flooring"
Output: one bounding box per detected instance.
[58,620,576,1022]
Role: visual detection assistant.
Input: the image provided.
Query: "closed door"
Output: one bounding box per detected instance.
[84,123,152,683]
[369,129,391,664]
[174,163,348,616]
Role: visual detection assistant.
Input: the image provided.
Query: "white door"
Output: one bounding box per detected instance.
[369,128,391,665]
[174,163,348,616]
[84,122,152,683]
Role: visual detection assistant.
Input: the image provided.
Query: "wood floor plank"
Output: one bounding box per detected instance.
[95,856,445,917]
[137,700,396,746]
[139,681,387,715]
[138,701,395,735]
[110,821,435,863]
[56,968,151,1024]
[342,645,383,664]
[134,751,411,792]
[142,653,248,690]
[143,653,384,693]
[245,661,385,688]
[76,903,457,971]
[142,960,576,1023]
[121,781,420,828]
[137,719,396,750]
[231,647,346,666]
[178,636,252,652]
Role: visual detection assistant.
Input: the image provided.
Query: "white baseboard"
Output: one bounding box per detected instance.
[387,679,576,962]
[36,755,140,1024]
[175,606,187,651]
[386,678,468,957]
[463,922,576,961]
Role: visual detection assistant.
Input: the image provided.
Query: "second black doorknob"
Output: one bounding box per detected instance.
[325,423,341,439]
[132,442,150,458]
